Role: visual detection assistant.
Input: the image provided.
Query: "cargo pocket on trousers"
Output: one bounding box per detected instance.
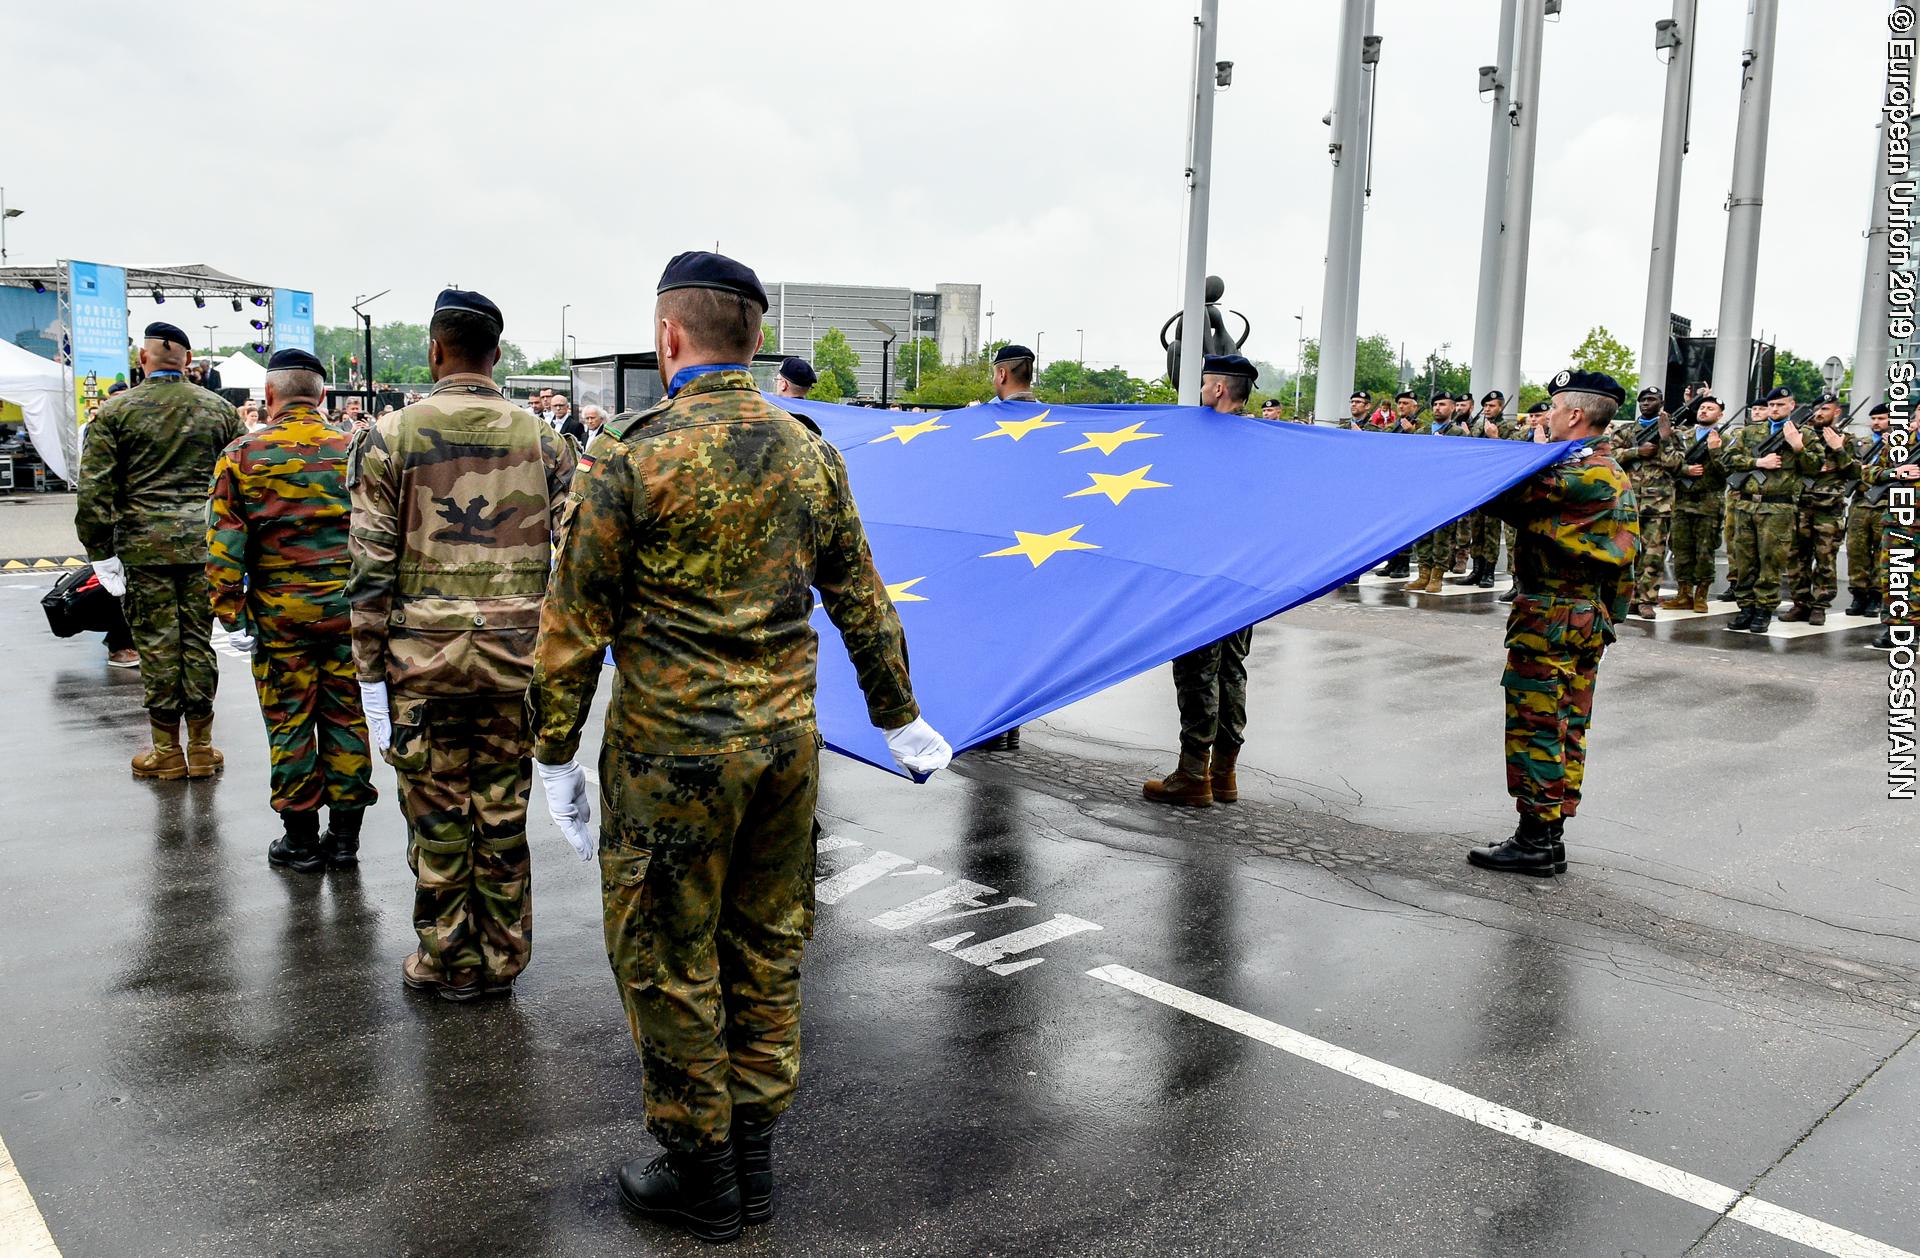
[382,697,430,773]
[599,844,656,990]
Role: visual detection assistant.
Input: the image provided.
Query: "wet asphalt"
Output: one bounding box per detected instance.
[0,568,1913,1258]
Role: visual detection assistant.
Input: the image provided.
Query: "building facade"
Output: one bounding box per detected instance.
[769,280,981,399]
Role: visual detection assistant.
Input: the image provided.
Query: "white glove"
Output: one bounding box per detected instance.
[884,717,953,777]
[536,760,595,861]
[221,620,256,654]
[359,681,392,751]
[93,556,126,597]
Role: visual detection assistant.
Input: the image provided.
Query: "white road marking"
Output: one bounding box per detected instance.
[933,913,1103,976]
[869,880,1002,929]
[1088,964,1915,1258]
[0,1133,60,1256]
[814,851,936,904]
[816,832,864,854]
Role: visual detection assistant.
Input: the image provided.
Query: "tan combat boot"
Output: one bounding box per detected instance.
[1210,746,1240,803]
[184,715,224,779]
[1143,749,1213,807]
[1423,566,1446,594]
[132,717,187,780]
[1659,583,1693,610]
[1410,564,1430,590]
[1691,589,1709,613]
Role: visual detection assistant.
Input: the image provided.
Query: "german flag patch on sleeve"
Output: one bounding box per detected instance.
[576,453,596,476]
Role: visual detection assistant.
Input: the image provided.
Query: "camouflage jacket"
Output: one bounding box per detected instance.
[529,369,918,761]
[1722,420,1822,502]
[1485,438,1640,633]
[1605,413,1685,510]
[346,373,573,696]
[1670,424,1729,514]
[75,374,245,565]
[1795,427,1860,510]
[206,403,355,646]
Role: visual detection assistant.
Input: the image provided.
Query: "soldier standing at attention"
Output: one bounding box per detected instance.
[1144,354,1260,809]
[1846,402,1894,616]
[1779,392,1859,625]
[1473,370,1638,877]
[1662,394,1728,613]
[528,252,949,1242]
[1341,389,1371,430]
[206,350,376,870]
[1606,386,1682,619]
[979,343,1041,750]
[771,356,816,400]
[76,321,245,779]
[1723,386,1818,633]
[1411,392,1469,593]
[347,289,574,1002]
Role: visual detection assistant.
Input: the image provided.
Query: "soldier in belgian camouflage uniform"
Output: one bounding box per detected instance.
[207,349,376,871]
[347,289,573,1003]
[1604,386,1682,619]
[1473,369,1638,878]
[1662,395,1728,613]
[1145,355,1261,809]
[75,321,246,779]
[1847,402,1895,616]
[1724,386,1821,633]
[1779,392,1860,625]
[528,253,948,1243]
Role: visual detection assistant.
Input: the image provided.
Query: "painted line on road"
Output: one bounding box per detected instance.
[1087,963,1913,1258]
[0,1133,61,1256]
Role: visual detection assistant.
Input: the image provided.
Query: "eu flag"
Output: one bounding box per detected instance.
[784,399,1568,775]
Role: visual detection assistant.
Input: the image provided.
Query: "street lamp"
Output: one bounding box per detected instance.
[867,318,898,405]
[1035,331,1044,366]
[202,324,219,353]
[352,289,390,400]
[561,303,571,362]
[1293,309,1304,417]
[1076,328,1084,365]
[1,188,22,266]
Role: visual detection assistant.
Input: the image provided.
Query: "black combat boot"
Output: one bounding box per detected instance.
[1845,590,1870,617]
[268,810,327,873]
[618,1143,742,1243]
[1726,607,1755,631]
[323,808,364,870]
[1467,814,1561,877]
[1497,579,1518,604]
[1747,609,1773,634]
[734,1119,776,1225]
[1475,560,1496,589]
[1872,627,1898,650]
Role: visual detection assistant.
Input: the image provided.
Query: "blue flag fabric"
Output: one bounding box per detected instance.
[779,398,1569,776]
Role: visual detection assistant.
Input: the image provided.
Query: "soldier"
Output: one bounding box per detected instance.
[1145,355,1260,808]
[771,356,816,400]
[75,321,245,778]
[528,252,949,1242]
[1724,386,1820,632]
[1716,396,1771,604]
[1606,386,1682,619]
[1496,397,1546,604]
[1662,394,1728,613]
[1411,392,1473,593]
[1462,392,1503,588]
[206,349,376,870]
[1846,402,1894,616]
[980,343,1040,749]
[1472,370,1638,877]
[1341,389,1371,430]
[1779,392,1859,625]
[347,289,574,1002]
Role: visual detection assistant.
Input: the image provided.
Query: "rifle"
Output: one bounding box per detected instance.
[1681,417,1734,467]
[1725,403,1809,494]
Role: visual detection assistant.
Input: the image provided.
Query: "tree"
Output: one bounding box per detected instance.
[896,336,941,391]
[1771,349,1826,404]
[761,321,780,356]
[313,321,528,387]
[1408,352,1472,404]
[1569,326,1637,384]
[526,354,568,376]
[812,327,860,398]
[901,359,992,406]
[1296,332,1400,415]
[806,371,845,403]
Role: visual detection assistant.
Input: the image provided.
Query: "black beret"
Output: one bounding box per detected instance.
[1394,390,1417,403]
[266,348,326,376]
[657,251,768,311]
[1637,386,1663,400]
[994,344,1035,365]
[1349,390,1369,403]
[778,357,817,388]
[434,288,504,329]
[1528,400,1551,414]
[1546,368,1626,404]
[1693,394,1722,409]
[1765,385,1795,402]
[1872,402,1891,416]
[1480,389,1506,403]
[107,381,129,395]
[1815,391,1840,406]
[144,321,190,350]
[1751,397,1771,409]
[1202,354,1257,382]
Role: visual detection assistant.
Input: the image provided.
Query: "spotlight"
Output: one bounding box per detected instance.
[32,280,46,294]
[249,319,267,331]
[249,342,268,355]
[230,299,243,312]
[250,296,266,307]
[151,290,166,304]
[193,295,206,309]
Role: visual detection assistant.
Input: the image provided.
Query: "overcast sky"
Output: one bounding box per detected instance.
[7,2,1887,389]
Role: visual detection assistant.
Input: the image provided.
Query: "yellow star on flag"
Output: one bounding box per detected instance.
[975,410,1061,442]
[1061,421,1162,456]
[874,417,950,445]
[982,525,1101,568]
[885,577,929,603]
[1066,464,1171,506]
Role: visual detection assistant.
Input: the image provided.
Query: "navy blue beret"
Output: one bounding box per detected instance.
[434,288,504,329]
[1764,385,1795,402]
[779,356,817,388]
[1693,394,1721,409]
[994,344,1035,365]
[1202,354,1257,382]
[658,251,768,311]
[1546,369,1626,404]
[144,321,190,349]
[1394,390,1417,403]
[1872,402,1891,416]
[267,348,326,376]
[1480,389,1506,403]
[1528,400,1551,414]
[1815,391,1840,406]
[1349,390,1369,403]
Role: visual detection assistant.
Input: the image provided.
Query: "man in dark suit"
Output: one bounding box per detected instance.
[550,393,588,445]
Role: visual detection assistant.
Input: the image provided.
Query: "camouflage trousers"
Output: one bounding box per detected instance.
[1172,627,1253,758]
[1726,499,1796,613]
[1668,510,1723,589]
[1468,511,1500,565]
[1503,523,1520,575]
[250,640,377,814]
[599,736,817,1153]
[385,695,533,984]
[1630,509,1670,606]
[1845,499,1879,598]
[125,564,218,718]
[1784,502,1847,609]
[1503,595,1608,824]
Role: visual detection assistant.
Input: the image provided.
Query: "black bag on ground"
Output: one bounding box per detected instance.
[41,564,120,638]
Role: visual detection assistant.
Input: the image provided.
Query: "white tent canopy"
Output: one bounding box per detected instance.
[0,340,73,483]
[212,350,267,393]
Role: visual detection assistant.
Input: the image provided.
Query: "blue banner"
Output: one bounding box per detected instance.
[68,260,128,432]
[273,288,314,353]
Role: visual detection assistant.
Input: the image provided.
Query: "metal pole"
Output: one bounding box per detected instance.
[1177,0,1222,406]
[1338,9,1380,403]
[561,303,570,361]
[1639,0,1699,395]
[1711,0,1780,406]
[1853,19,1899,409]
[1470,0,1519,399]
[1293,310,1304,414]
[1316,0,1365,414]
[1491,0,1546,405]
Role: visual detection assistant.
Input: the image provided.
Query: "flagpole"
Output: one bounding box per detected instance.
[1178,0,1221,406]
[1638,0,1698,396]
[1710,0,1779,406]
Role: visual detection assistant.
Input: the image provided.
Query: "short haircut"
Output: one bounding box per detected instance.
[658,286,761,361]
[1559,389,1620,429]
[1209,373,1252,405]
[998,356,1033,388]
[144,338,188,369]
[429,307,502,363]
[265,368,324,404]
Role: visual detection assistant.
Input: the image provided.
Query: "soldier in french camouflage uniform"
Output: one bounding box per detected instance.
[1460,392,1503,588]
[1662,394,1728,613]
[1145,355,1261,809]
[1723,386,1821,633]
[75,321,246,779]
[528,253,949,1243]
[347,289,573,1003]
[1411,392,1475,593]
[1847,402,1894,616]
[1473,369,1638,878]
[1779,392,1860,625]
[207,349,376,871]
[1604,386,1682,619]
